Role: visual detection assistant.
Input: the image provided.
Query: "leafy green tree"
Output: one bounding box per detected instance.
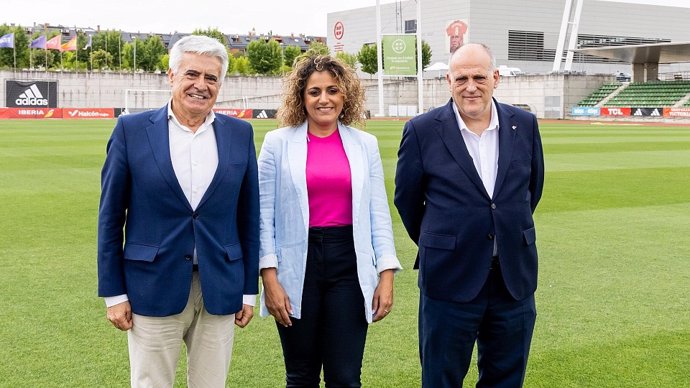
[160,53,170,72]
[0,25,30,68]
[192,28,227,46]
[335,51,358,70]
[305,41,329,57]
[246,38,283,75]
[283,45,302,67]
[91,49,113,70]
[140,35,167,71]
[235,56,252,75]
[358,43,378,75]
[420,40,432,70]
[93,30,124,69]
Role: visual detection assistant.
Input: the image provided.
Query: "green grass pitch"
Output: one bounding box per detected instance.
[0,118,688,387]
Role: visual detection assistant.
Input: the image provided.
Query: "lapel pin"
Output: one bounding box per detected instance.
[511,125,517,131]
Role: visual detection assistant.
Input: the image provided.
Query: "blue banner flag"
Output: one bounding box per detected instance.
[0,33,14,48]
[30,35,46,49]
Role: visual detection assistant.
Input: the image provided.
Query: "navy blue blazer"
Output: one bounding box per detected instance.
[394,99,544,302]
[97,106,259,316]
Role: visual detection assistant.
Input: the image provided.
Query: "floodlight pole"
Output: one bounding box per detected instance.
[376,0,384,117]
[416,0,423,115]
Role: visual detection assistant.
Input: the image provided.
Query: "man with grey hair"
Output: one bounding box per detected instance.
[98,34,259,387]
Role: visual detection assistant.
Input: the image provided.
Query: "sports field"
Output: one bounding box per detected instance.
[0,118,688,387]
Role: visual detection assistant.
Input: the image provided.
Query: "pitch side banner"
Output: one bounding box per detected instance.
[383,34,417,76]
[663,107,690,118]
[213,108,253,118]
[63,108,114,119]
[0,107,62,119]
[5,80,58,108]
[600,107,631,116]
[631,107,663,117]
[571,106,600,116]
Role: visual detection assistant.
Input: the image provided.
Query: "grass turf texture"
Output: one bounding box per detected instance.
[0,118,688,387]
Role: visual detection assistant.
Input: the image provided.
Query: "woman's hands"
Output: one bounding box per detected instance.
[261,268,293,327]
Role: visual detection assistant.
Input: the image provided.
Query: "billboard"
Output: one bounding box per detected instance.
[5,80,58,108]
[383,35,417,76]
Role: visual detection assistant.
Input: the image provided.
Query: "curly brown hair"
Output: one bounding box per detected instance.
[276,54,365,127]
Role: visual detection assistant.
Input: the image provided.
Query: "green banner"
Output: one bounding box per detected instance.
[383,34,416,76]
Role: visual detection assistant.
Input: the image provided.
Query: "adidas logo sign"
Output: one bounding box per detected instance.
[15,84,48,106]
[256,110,268,119]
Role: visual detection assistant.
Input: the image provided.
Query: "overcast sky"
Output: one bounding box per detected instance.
[1,0,687,37]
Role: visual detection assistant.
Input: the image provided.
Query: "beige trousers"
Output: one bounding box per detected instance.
[127,273,236,388]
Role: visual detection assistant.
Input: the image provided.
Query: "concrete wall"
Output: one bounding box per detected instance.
[0,69,622,119]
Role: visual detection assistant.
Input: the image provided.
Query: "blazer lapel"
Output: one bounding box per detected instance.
[434,100,488,197]
[338,123,363,221]
[196,116,228,210]
[287,122,310,230]
[493,101,516,198]
[145,107,192,211]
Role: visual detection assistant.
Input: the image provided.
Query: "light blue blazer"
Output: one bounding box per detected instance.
[258,121,401,323]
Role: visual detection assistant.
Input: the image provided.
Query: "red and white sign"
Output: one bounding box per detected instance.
[214,108,253,118]
[63,108,114,119]
[600,107,631,116]
[0,107,63,119]
[334,21,344,40]
[663,107,690,117]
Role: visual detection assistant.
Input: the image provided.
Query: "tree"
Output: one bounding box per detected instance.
[246,38,282,75]
[358,43,378,75]
[192,28,227,46]
[283,45,301,67]
[335,51,358,70]
[305,41,329,57]
[420,40,432,70]
[91,49,113,70]
[235,56,252,75]
[140,35,167,71]
[0,25,29,69]
[92,30,123,69]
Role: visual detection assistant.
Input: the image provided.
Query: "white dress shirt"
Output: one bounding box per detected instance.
[105,103,255,308]
[452,100,500,256]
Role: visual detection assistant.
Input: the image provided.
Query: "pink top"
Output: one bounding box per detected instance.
[306,129,353,227]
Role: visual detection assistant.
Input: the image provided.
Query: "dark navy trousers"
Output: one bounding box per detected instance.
[419,259,537,388]
[277,225,368,388]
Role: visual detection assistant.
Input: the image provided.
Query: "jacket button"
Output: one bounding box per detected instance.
[185,255,193,261]
[487,233,494,240]
[490,203,496,210]
[192,212,199,219]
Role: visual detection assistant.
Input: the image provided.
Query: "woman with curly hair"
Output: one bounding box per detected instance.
[257,54,401,387]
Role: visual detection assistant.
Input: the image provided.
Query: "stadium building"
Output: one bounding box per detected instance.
[326,0,690,77]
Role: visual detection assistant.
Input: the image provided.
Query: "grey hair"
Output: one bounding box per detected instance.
[168,35,229,82]
[448,42,497,70]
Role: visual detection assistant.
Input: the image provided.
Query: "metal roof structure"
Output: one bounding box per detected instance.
[574,42,690,81]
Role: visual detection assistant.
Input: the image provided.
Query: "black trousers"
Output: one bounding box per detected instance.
[277,225,368,388]
[419,258,537,388]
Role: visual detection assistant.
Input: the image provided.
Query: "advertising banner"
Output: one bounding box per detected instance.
[383,34,417,76]
[63,108,114,119]
[5,80,58,108]
[663,107,690,118]
[600,107,631,116]
[213,108,253,118]
[571,106,600,116]
[631,107,663,117]
[0,107,62,119]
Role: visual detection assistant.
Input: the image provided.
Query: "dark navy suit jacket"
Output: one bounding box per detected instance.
[97,106,259,316]
[394,99,544,302]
